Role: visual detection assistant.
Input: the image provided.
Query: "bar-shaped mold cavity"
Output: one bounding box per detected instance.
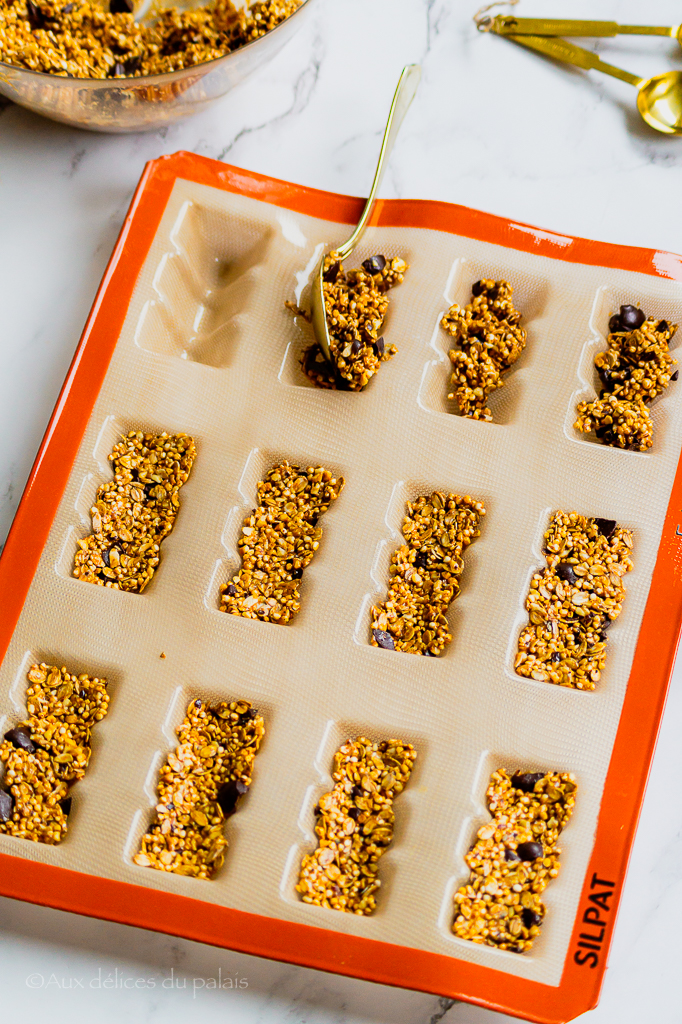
[218,457,345,624]
[296,733,416,914]
[0,660,110,844]
[452,767,577,953]
[514,511,633,691]
[72,427,197,594]
[369,486,486,657]
[133,694,265,879]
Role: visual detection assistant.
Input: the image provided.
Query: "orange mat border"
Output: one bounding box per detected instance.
[1,152,682,1023]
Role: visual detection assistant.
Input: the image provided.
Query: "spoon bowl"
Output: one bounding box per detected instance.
[637,71,682,134]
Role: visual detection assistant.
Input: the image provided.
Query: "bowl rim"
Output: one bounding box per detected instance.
[0,0,314,86]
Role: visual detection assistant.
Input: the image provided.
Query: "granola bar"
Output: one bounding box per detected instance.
[0,663,109,843]
[371,491,485,656]
[515,512,633,690]
[453,769,577,953]
[0,0,302,79]
[288,253,407,391]
[134,697,264,879]
[441,279,527,421]
[296,736,415,914]
[219,460,344,623]
[73,431,196,593]
[575,304,678,451]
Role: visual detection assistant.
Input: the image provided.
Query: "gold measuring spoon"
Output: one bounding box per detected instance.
[486,14,682,44]
[499,33,682,135]
[310,64,421,365]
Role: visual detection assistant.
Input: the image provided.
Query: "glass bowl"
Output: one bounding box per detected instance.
[0,0,315,132]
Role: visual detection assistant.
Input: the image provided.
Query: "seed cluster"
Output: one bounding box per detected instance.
[73,431,196,593]
[515,512,633,690]
[575,304,678,451]
[371,491,485,656]
[219,460,344,623]
[441,279,527,421]
[0,0,302,79]
[0,663,109,844]
[453,769,577,953]
[296,736,416,914]
[290,253,407,391]
[134,697,264,879]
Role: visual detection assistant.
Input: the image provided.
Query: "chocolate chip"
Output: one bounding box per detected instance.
[640,350,656,361]
[522,907,541,928]
[619,304,646,331]
[551,652,561,663]
[194,698,202,707]
[372,629,395,650]
[597,367,614,390]
[0,790,13,822]
[423,649,437,657]
[415,551,428,569]
[601,429,616,446]
[504,848,520,862]
[593,517,616,538]
[26,0,46,28]
[352,785,364,799]
[323,261,340,283]
[362,255,386,275]
[226,584,236,596]
[608,313,622,333]
[555,562,576,585]
[511,772,544,793]
[112,62,126,77]
[217,779,249,816]
[373,336,385,357]
[60,797,72,816]
[517,841,543,861]
[351,338,362,355]
[290,567,303,579]
[471,280,485,297]
[672,370,679,382]
[348,806,361,821]
[4,727,35,753]
[80,688,88,699]
[600,616,613,631]
[658,320,669,334]
[102,548,110,567]
[238,708,256,725]
[487,286,499,302]
[109,0,133,11]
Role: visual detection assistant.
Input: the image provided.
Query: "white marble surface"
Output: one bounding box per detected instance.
[2,0,682,1020]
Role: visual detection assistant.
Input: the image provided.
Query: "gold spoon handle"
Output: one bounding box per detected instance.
[505,34,642,88]
[334,64,421,262]
[490,15,677,38]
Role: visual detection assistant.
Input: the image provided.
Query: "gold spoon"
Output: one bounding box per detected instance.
[499,33,682,136]
[487,14,682,45]
[310,64,421,365]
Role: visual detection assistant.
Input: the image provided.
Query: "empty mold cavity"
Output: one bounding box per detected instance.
[566,283,682,455]
[278,240,414,390]
[419,257,549,424]
[125,680,271,875]
[280,717,424,916]
[56,413,199,594]
[206,446,346,624]
[355,478,489,659]
[135,199,274,368]
[438,748,579,960]
[505,507,636,694]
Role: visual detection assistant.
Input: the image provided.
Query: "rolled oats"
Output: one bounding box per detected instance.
[371,491,485,656]
[134,697,264,879]
[73,430,196,593]
[288,253,407,391]
[575,305,677,451]
[441,279,527,421]
[219,460,344,623]
[296,736,416,914]
[0,663,109,844]
[515,511,633,690]
[453,769,577,953]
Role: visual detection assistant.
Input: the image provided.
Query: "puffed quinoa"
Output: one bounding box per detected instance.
[0,663,109,843]
[453,769,577,953]
[135,697,264,879]
[0,0,302,78]
[296,736,416,914]
[219,460,344,623]
[73,431,196,593]
[575,305,678,451]
[287,253,407,390]
[441,279,527,420]
[515,512,633,690]
[371,491,485,656]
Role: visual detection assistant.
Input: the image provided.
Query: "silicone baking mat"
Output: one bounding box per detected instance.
[1,153,682,1024]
